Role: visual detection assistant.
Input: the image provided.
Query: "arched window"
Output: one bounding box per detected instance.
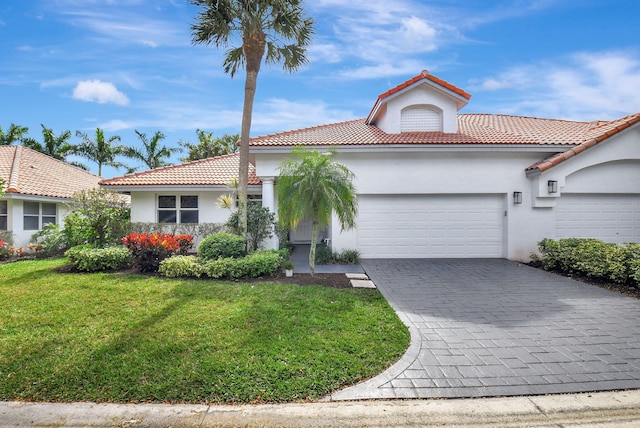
[401,105,442,132]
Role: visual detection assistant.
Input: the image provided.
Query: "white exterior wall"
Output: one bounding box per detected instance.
[256,150,560,262]
[130,191,232,224]
[4,198,71,249]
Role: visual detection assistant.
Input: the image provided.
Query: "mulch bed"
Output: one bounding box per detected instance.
[528,264,640,300]
[244,273,353,288]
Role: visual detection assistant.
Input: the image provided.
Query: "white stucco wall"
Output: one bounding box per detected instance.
[130,190,233,224]
[3,197,71,249]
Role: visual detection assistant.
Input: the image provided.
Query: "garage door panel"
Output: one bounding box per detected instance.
[556,194,640,243]
[357,195,504,258]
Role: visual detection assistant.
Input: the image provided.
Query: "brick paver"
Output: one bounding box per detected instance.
[330,259,640,400]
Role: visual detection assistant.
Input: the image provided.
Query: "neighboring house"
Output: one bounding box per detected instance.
[101,71,640,261]
[100,153,262,227]
[0,145,103,248]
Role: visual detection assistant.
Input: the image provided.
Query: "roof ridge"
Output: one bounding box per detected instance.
[7,146,20,192]
[589,112,640,131]
[460,113,590,124]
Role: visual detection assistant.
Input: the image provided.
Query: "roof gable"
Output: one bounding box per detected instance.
[366,70,471,133]
[100,152,260,187]
[0,146,101,199]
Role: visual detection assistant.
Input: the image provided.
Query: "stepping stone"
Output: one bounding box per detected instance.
[345,273,369,280]
[350,279,376,289]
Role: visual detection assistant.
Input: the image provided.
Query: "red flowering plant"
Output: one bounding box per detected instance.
[122,233,193,272]
[0,239,11,261]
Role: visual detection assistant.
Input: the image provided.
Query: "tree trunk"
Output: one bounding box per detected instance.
[309,219,319,276]
[237,68,257,243]
[238,32,265,246]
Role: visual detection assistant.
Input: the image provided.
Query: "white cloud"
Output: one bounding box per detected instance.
[471,51,640,120]
[72,79,130,105]
[252,98,358,131]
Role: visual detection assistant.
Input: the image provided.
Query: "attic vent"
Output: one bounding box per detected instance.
[401,106,442,132]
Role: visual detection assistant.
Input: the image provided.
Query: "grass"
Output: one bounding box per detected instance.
[0,259,409,404]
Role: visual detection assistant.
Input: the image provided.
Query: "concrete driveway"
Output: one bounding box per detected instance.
[330,259,640,400]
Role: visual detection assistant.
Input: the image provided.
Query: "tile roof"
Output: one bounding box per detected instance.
[376,69,472,102]
[250,114,594,147]
[525,113,640,173]
[0,146,102,199]
[100,153,260,187]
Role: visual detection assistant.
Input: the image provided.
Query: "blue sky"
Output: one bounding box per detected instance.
[1,0,639,178]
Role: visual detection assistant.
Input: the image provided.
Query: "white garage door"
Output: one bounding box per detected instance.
[555,194,640,243]
[357,195,504,258]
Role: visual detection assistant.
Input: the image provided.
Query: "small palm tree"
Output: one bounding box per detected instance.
[0,123,29,145]
[191,0,314,242]
[276,147,358,275]
[124,130,180,171]
[73,128,130,176]
[23,125,81,166]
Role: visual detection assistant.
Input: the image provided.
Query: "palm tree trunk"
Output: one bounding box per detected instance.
[238,68,259,244]
[309,220,319,276]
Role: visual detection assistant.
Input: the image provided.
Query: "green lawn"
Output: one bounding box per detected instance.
[0,259,409,403]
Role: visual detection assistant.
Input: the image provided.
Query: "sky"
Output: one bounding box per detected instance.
[1,0,640,178]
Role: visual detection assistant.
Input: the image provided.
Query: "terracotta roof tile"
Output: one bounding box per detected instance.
[525,112,640,173]
[377,70,472,101]
[100,153,260,187]
[250,114,592,147]
[0,146,102,198]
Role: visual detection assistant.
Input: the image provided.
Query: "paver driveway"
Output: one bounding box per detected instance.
[330,259,640,400]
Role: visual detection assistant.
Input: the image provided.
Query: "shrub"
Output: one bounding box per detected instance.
[534,238,640,286]
[65,245,131,272]
[314,245,360,265]
[159,255,204,278]
[314,244,334,265]
[122,233,193,272]
[198,232,245,261]
[31,224,68,257]
[226,204,275,251]
[337,249,360,264]
[65,188,130,247]
[203,250,284,279]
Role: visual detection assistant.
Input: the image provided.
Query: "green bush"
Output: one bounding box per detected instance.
[159,255,204,278]
[226,204,275,251]
[314,244,334,264]
[65,245,131,272]
[534,238,640,285]
[31,224,68,257]
[337,249,360,264]
[203,250,284,279]
[198,232,245,261]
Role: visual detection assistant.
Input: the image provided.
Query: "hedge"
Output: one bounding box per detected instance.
[533,238,640,286]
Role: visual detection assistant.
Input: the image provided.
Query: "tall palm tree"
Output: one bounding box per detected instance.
[124,130,180,171]
[73,128,130,176]
[0,123,29,145]
[23,124,78,165]
[191,0,314,241]
[276,147,358,275]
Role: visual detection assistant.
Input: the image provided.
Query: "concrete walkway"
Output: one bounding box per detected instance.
[331,258,640,400]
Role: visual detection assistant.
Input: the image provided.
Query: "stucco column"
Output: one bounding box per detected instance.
[260,177,278,249]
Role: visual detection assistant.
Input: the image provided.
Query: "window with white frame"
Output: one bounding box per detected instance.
[23,201,57,231]
[0,200,7,230]
[401,105,443,132]
[158,195,199,224]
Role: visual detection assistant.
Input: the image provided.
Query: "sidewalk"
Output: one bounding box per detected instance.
[2,390,640,427]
